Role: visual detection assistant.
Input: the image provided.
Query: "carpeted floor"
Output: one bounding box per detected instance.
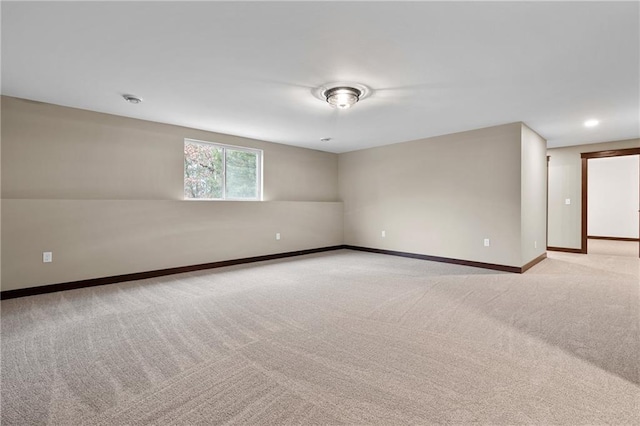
[588,238,639,258]
[1,249,639,425]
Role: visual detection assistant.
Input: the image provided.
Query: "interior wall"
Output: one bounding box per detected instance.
[339,123,528,268]
[1,95,555,290]
[588,155,639,238]
[2,96,339,202]
[1,96,342,291]
[0,96,3,289]
[1,200,342,291]
[520,124,548,263]
[547,138,640,249]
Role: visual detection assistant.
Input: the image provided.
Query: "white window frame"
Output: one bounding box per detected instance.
[184,138,263,201]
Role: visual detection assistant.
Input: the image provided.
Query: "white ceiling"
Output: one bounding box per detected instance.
[2,1,639,153]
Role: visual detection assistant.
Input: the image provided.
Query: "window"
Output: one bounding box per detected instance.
[184,139,262,200]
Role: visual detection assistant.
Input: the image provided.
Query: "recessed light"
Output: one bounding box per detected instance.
[123,94,143,104]
[320,137,332,142]
[584,119,599,128]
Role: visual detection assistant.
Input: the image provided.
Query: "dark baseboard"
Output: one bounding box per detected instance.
[343,245,525,273]
[1,244,552,300]
[521,253,547,273]
[0,245,345,300]
[546,246,583,254]
[588,236,640,242]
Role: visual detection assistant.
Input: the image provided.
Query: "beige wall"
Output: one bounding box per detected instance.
[0,100,3,286]
[1,200,342,291]
[1,96,342,291]
[1,97,338,202]
[1,95,554,291]
[339,123,538,268]
[547,138,640,249]
[520,124,547,263]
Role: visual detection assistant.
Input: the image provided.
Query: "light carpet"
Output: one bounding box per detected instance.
[1,249,639,425]
[588,238,639,258]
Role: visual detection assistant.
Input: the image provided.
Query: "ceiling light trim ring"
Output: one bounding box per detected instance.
[324,86,362,109]
[313,82,371,108]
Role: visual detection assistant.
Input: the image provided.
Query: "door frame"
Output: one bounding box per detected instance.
[580,147,640,254]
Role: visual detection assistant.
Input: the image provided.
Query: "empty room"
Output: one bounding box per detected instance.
[1,1,639,425]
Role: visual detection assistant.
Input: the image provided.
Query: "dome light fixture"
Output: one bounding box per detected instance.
[123,94,143,104]
[324,86,361,109]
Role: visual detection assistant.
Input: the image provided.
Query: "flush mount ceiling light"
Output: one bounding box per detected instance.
[314,82,370,109]
[123,94,143,104]
[584,119,599,128]
[324,86,361,109]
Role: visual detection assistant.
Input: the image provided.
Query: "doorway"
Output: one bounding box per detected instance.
[581,148,640,258]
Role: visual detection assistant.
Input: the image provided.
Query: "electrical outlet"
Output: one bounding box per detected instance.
[565,198,571,205]
[534,241,538,249]
[43,252,53,263]
[381,230,386,238]
[275,233,281,240]
[483,238,490,247]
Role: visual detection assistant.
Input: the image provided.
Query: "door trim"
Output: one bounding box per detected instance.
[580,147,640,255]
